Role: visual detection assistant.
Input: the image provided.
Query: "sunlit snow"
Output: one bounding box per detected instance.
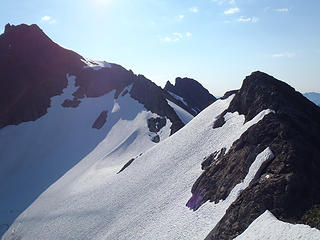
[234,210,320,240]
[3,94,277,240]
[81,58,111,70]
[167,99,194,124]
[0,75,171,237]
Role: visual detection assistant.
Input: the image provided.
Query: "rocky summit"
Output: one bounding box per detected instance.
[188,71,320,239]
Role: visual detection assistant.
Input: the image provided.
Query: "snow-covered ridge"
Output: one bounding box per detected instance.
[81,58,111,70]
[234,210,320,240]
[3,94,276,240]
[304,92,320,106]
[168,91,188,106]
[166,99,193,124]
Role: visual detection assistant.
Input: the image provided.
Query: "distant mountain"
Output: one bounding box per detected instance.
[0,23,214,236]
[165,77,216,114]
[304,92,320,106]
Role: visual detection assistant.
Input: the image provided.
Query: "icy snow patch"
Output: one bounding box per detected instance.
[81,58,111,70]
[234,210,320,240]
[304,92,320,106]
[224,147,274,201]
[3,95,275,240]
[167,99,194,124]
[168,91,188,106]
[111,101,120,113]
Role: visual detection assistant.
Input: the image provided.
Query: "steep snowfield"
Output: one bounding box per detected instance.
[80,58,112,70]
[167,99,194,124]
[0,75,171,236]
[3,94,277,240]
[167,91,188,106]
[304,92,320,106]
[234,210,320,240]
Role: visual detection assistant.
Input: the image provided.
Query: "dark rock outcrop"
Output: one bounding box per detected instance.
[117,158,135,174]
[92,110,108,129]
[147,117,166,133]
[187,72,320,239]
[164,77,216,114]
[130,75,185,135]
[61,98,81,108]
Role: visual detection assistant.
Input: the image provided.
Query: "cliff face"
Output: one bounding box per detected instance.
[187,71,320,239]
[0,24,84,128]
[165,77,216,114]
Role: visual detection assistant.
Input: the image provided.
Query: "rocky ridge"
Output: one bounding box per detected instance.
[165,77,216,114]
[186,71,320,239]
[0,24,215,134]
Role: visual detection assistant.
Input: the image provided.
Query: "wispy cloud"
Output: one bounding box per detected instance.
[264,6,271,12]
[173,32,183,39]
[41,16,51,21]
[189,7,199,13]
[237,16,259,23]
[41,16,57,24]
[164,37,174,42]
[224,7,240,15]
[212,0,225,5]
[275,8,289,12]
[212,0,235,5]
[178,15,184,20]
[162,32,192,42]
[272,52,295,58]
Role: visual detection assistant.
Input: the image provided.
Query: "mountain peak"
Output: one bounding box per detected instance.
[4,23,42,33]
[164,77,216,114]
[227,71,318,122]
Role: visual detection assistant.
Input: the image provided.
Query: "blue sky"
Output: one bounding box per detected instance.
[1,0,320,95]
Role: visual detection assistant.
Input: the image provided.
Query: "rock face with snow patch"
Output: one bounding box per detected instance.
[165,77,216,114]
[187,72,320,239]
[0,24,211,133]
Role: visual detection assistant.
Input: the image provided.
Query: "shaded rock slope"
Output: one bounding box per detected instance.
[165,77,216,114]
[187,71,320,239]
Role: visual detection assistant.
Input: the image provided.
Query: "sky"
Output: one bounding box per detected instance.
[1,0,320,96]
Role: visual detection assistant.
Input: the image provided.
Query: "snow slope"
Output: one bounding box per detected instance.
[167,99,194,124]
[167,91,189,106]
[80,58,112,70]
[3,95,277,240]
[234,210,320,240]
[304,92,320,106]
[0,75,171,236]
